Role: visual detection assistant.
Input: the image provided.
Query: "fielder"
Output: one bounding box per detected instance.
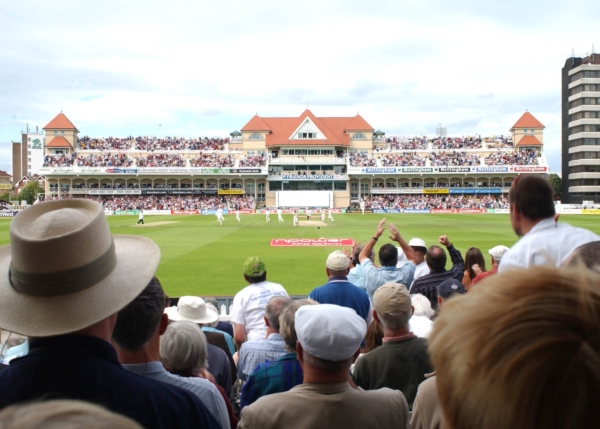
[293,209,299,226]
[277,207,284,223]
[320,210,325,221]
[236,210,241,222]
[360,200,365,215]
[216,207,224,225]
[306,208,311,221]
[265,208,271,223]
[328,208,334,221]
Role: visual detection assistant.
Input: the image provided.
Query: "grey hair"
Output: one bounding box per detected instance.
[411,293,434,319]
[279,299,318,352]
[377,311,411,329]
[160,320,208,374]
[265,295,292,331]
[205,303,220,328]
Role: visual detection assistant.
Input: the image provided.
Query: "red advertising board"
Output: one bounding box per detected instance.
[171,210,200,215]
[271,238,355,247]
[430,209,486,214]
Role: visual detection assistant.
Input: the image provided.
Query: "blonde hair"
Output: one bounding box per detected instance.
[429,267,600,429]
[0,399,142,428]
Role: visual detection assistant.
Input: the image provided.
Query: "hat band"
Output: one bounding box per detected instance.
[8,240,117,297]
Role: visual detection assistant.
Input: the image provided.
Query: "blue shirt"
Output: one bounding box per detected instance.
[238,333,287,382]
[0,335,219,429]
[347,265,366,291]
[309,276,371,322]
[362,259,415,300]
[240,352,303,409]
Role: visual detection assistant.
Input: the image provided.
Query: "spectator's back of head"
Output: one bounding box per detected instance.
[373,282,412,328]
[411,293,434,319]
[112,277,165,351]
[426,245,447,271]
[265,295,292,332]
[429,267,600,429]
[0,399,142,429]
[279,299,317,352]
[508,175,555,221]
[564,240,600,272]
[160,320,208,376]
[379,244,398,267]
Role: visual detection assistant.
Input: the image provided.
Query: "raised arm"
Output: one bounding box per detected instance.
[359,218,386,263]
[388,223,416,264]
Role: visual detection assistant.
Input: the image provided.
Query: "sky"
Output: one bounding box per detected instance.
[1,0,598,175]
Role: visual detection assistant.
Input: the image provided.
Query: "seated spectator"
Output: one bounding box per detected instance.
[429,267,600,429]
[471,245,509,286]
[353,283,432,408]
[410,294,434,338]
[237,296,291,382]
[161,321,238,429]
[462,247,486,290]
[239,304,410,428]
[240,299,315,409]
[203,297,234,338]
[113,278,229,429]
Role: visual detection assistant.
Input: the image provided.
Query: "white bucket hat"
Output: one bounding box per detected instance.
[0,199,161,337]
[164,296,219,324]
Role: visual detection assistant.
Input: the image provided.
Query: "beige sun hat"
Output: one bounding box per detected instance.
[164,296,219,324]
[0,199,160,337]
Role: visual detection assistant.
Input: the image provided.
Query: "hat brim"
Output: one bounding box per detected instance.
[164,306,219,324]
[0,235,160,337]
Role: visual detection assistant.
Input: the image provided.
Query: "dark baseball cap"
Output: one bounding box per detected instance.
[437,278,466,299]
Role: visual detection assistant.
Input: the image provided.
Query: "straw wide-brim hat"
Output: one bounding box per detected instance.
[0,199,161,337]
[165,296,219,324]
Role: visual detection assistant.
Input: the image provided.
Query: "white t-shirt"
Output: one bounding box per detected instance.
[412,261,430,285]
[265,209,270,216]
[277,209,282,216]
[231,281,288,341]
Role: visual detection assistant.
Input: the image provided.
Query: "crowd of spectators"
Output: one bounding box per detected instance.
[79,137,133,151]
[429,151,480,166]
[431,136,483,150]
[362,194,509,210]
[387,136,428,150]
[238,153,267,167]
[484,150,539,166]
[349,151,377,167]
[136,154,187,168]
[42,154,76,167]
[76,153,134,168]
[484,135,513,149]
[189,154,235,168]
[134,137,187,151]
[380,152,427,167]
[187,137,229,151]
[227,196,256,210]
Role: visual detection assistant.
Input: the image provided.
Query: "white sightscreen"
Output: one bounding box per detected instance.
[276,191,332,208]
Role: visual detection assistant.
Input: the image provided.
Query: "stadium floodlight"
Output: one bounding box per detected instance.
[436,123,447,137]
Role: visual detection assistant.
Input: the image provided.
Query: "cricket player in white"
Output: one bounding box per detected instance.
[265,208,271,223]
[277,208,284,223]
[320,210,325,221]
[328,208,334,221]
[360,200,365,215]
[236,210,241,222]
[306,208,311,221]
[293,209,299,226]
[216,207,224,225]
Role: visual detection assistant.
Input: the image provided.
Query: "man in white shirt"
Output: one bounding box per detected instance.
[236,210,241,222]
[306,208,311,221]
[216,207,224,225]
[500,175,600,272]
[408,238,430,285]
[293,209,299,226]
[277,208,284,223]
[265,209,271,223]
[328,208,334,221]
[231,257,288,350]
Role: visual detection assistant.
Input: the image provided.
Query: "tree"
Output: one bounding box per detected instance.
[16,181,42,205]
[548,173,562,200]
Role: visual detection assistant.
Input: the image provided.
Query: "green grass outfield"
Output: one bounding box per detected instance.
[1,213,599,297]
